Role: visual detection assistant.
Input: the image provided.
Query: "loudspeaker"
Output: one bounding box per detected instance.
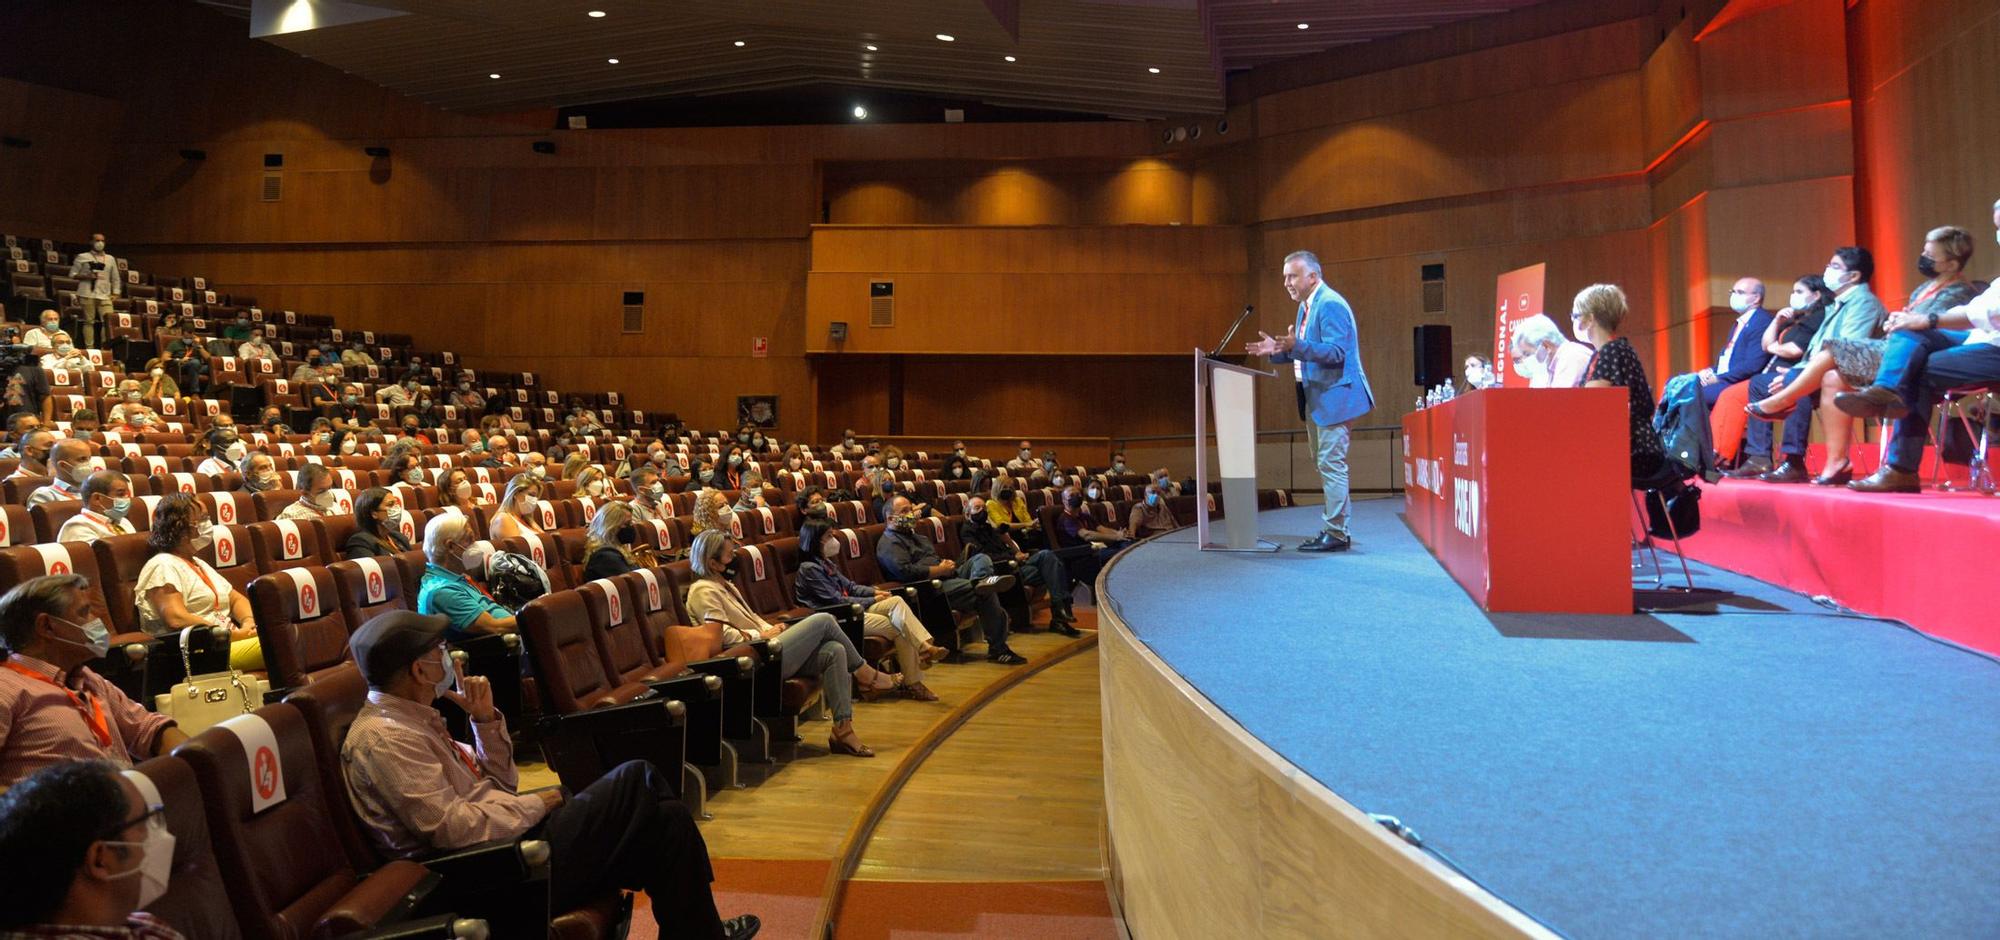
[1413,324,1452,388]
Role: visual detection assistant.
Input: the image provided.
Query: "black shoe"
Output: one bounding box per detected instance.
[723,914,761,940]
[987,651,1028,665]
[1051,622,1082,637]
[1758,459,1810,484]
[1297,532,1351,553]
[1725,457,1772,479]
[1834,385,1908,420]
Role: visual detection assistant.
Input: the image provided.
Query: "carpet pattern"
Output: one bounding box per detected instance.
[1104,500,2000,939]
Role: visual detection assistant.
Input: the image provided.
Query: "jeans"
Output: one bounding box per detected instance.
[1742,369,1817,461]
[1885,341,2000,472]
[1876,328,1972,401]
[937,567,1012,657]
[542,759,725,938]
[770,612,860,722]
[1309,421,1353,537]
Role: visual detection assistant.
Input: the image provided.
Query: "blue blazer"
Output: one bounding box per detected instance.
[1273,281,1375,427]
[1714,307,1775,385]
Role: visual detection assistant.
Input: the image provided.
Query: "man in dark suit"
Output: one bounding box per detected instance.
[1248,250,1375,552]
[1693,277,1776,405]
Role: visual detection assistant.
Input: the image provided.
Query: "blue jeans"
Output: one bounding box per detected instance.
[1876,328,1971,401]
[1743,368,1817,460]
[1885,341,2000,472]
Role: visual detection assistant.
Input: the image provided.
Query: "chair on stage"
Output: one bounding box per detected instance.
[1929,381,1999,495]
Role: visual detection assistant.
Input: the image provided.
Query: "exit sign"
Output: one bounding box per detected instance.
[751,336,768,358]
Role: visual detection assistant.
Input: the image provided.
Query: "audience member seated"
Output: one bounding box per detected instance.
[878,495,1022,666]
[687,530,894,755]
[441,468,480,517]
[1508,313,1595,388]
[1053,488,1129,589]
[1127,483,1180,539]
[339,611,759,939]
[1006,441,1037,472]
[1839,200,2000,492]
[960,494,1079,637]
[985,478,1042,549]
[235,326,275,362]
[345,487,413,560]
[0,759,182,935]
[573,465,611,500]
[941,454,971,483]
[794,486,830,527]
[0,576,188,789]
[1740,247,1887,484]
[238,450,281,495]
[56,471,136,545]
[478,436,511,470]
[28,439,94,509]
[449,378,485,413]
[339,341,375,368]
[0,414,41,458]
[20,311,65,355]
[1749,230,1979,485]
[193,427,241,478]
[683,458,716,493]
[487,475,542,542]
[417,515,514,639]
[69,410,102,436]
[136,495,262,671]
[375,376,417,407]
[1107,451,1131,476]
[520,451,549,481]
[39,333,91,374]
[582,502,656,581]
[795,520,943,701]
[6,429,54,483]
[684,488,727,537]
[278,463,339,521]
[1570,284,1668,481]
[731,470,767,512]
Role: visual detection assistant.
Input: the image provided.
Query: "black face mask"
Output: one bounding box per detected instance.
[1917,253,1940,280]
[721,560,739,578]
[999,490,1016,502]
[615,525,637,545]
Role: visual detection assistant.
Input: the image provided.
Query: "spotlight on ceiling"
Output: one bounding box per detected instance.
[1297,23,1310,29]
[733,40,745,47]
[488,73,501,79]
[606,58,619,64]
[865,44,878,51]
[852,105,869,120]
[1147,67,1161,74]
[1003,55,1016,62]
[935,33,955,42]
[588,9,606,17]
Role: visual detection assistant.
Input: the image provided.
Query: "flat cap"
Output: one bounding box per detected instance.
[349,609,449,688]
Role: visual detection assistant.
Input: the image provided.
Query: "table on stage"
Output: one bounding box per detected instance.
[1401,387,1632,614]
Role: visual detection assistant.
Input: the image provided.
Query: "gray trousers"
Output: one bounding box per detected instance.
[770,612,861,722]
[1308,421,1353,538]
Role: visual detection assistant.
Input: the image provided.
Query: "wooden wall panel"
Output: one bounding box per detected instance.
[826,159,1198,226]
[900,357,1192,439]
[1695,0,1849,121]
[1851,0,2000,295]
[0,79,123,237]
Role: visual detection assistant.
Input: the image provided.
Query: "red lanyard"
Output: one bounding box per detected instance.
[2,660,112,748]
[176,555,225,613]
[444,733,478,775]
[1910,280,1951,310]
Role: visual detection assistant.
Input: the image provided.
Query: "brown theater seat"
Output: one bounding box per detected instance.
[132,755,246,940]
[249,564,353,691]
[249,517,332,572]
[516,590,689,794]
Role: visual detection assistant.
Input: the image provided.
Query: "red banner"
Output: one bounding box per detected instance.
[1493,263,1547,388]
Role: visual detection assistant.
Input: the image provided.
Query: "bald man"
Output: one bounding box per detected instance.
[1688,277,1778,405]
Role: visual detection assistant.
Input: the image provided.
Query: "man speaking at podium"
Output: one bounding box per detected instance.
[1247,251,1374,552]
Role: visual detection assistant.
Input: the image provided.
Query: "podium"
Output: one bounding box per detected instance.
[1194,348,1280,552]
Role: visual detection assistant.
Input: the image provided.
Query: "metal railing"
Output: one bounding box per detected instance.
[1114,424,1405,494]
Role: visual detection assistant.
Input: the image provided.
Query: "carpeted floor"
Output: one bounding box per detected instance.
[1104,499,2000,939]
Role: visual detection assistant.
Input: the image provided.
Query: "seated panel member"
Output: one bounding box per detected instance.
[1740,247,1886,484]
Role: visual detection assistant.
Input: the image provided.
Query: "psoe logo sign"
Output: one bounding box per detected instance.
[1453,478,1481,538]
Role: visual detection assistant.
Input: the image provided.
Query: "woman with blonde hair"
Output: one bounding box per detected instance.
[1571,284,1668,480]
[582,500,656,580]
[690,486,733,536]
[560,450,593,481]
[488,473,543,541]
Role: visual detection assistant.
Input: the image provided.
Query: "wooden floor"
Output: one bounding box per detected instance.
[854,647,1105,883]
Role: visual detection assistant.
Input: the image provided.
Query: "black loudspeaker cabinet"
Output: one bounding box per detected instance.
[1413,324,1453,389]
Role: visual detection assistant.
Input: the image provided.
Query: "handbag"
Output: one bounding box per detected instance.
[153,626,262,735]
[1645,482,1702,540]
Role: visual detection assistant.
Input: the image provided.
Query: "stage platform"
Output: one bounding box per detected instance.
[1099,500,2000,939]
[1681,477,2000,655]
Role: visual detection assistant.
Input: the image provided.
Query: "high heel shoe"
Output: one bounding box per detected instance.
[1810,462,1853,486]
[829,733,875,757]
[1746,398,1794,421]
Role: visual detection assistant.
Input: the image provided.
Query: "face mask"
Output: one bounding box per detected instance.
[132,414,153,427]
[1147,492,1161,506]
[820,539,841,559]
[56,342,75,354]
[645,482,666,501]
[49,614,111,659]
[104,497,132,521]
[952,467,964,477]
[955,448,966,457]
[224,442,247,462]
[892,510,919,529]
[311,489,337,510]
[124,391,143,402]
[459,541,490,575]
[584,479,605,497]
[468,441,486,454]
[999,489,1016,502]
[340,439,358,455]
[737,434,751,443]
[403,468,424,485]
[886,458,901,469]
[189,524,215,552]
[1087,487,1101,500]
[62,462,89,486]
[93,240,106,252]
[727,455,745,469]
[844,438,856,447]
[1728,295,1753,314]
[752,437,765,447]
[421,652,457,700]
[343,394,360,405]
[41,319,59,331]
[698,470,715,483]
[1019,449,1032,459]
[102,820,175,909]
[615,525,638,545]
[530,465,547,479]
[1917,253,1939,280]
[1113,461,1126,471]
[806,503,828,517]
[454,481,473,499]
[1822,266,1847,291]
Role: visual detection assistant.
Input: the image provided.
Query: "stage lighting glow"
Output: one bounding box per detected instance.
[935,33,955,42]
[588,10,606,17]
[1147,67,1160,74]
[853,105,868,119]
[1004,55,1016,62]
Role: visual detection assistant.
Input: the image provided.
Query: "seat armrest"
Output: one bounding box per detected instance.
[344,914,490,940]
[448,632,519,658]
[317,861,438,939]
[422,837,550,885]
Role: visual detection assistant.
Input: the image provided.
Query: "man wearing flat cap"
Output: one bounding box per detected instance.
[340,610,759,940]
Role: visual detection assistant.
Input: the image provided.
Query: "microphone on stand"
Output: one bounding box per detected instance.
[1212,305,1256,358]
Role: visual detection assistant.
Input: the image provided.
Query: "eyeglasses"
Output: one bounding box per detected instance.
[105,802,166,839]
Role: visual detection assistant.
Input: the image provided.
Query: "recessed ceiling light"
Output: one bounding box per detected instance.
[587,10,606,17]
[1147,67,1160,74]
[852,105,869,119]
[935,33,955,42]
[1297,22,1309,29]
[1003,55,1016,62]
[865,44,878,51]
[733,40,745,47]
[606,58,619,64]
[488,73,501,79]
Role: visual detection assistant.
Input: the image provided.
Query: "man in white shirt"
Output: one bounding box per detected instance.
[55,471,137,544]
[1843,198,2000,492]
[236,327,276,362]
[1005,440,1037,472]
[279,463,341,520]
[20,311,66,355]
[194,427,246,477]
[28,439,96,508]
[38,332,92,373]
[67,233,121,347]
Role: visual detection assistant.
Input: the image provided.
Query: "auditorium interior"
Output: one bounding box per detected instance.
[1,0,1997,937]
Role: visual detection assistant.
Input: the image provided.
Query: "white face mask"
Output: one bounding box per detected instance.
[821,539,840,559]
[339,439,358,455]
[1822,266,1847,291]
[93,240,107,252]
[420,652,457,700]
[453,481,473,499]
[1729,295,1754,314]
[310,489,337,510]
[386,506,408,531]
[189,524,215,552]
[584,479,605,497]
[224,441,247,462]
[102,819,175,909]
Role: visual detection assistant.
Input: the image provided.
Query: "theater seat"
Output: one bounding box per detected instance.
[249,565,354,692]
[515,590,690,796]
[131,755,246,940]
[249,518,331,573]
[173,703,439,940]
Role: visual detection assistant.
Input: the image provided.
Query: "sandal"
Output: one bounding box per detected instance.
[918,645,949,667]
[829,732,875,758]
[902,682,939,702]
[1746,398,1794,421]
